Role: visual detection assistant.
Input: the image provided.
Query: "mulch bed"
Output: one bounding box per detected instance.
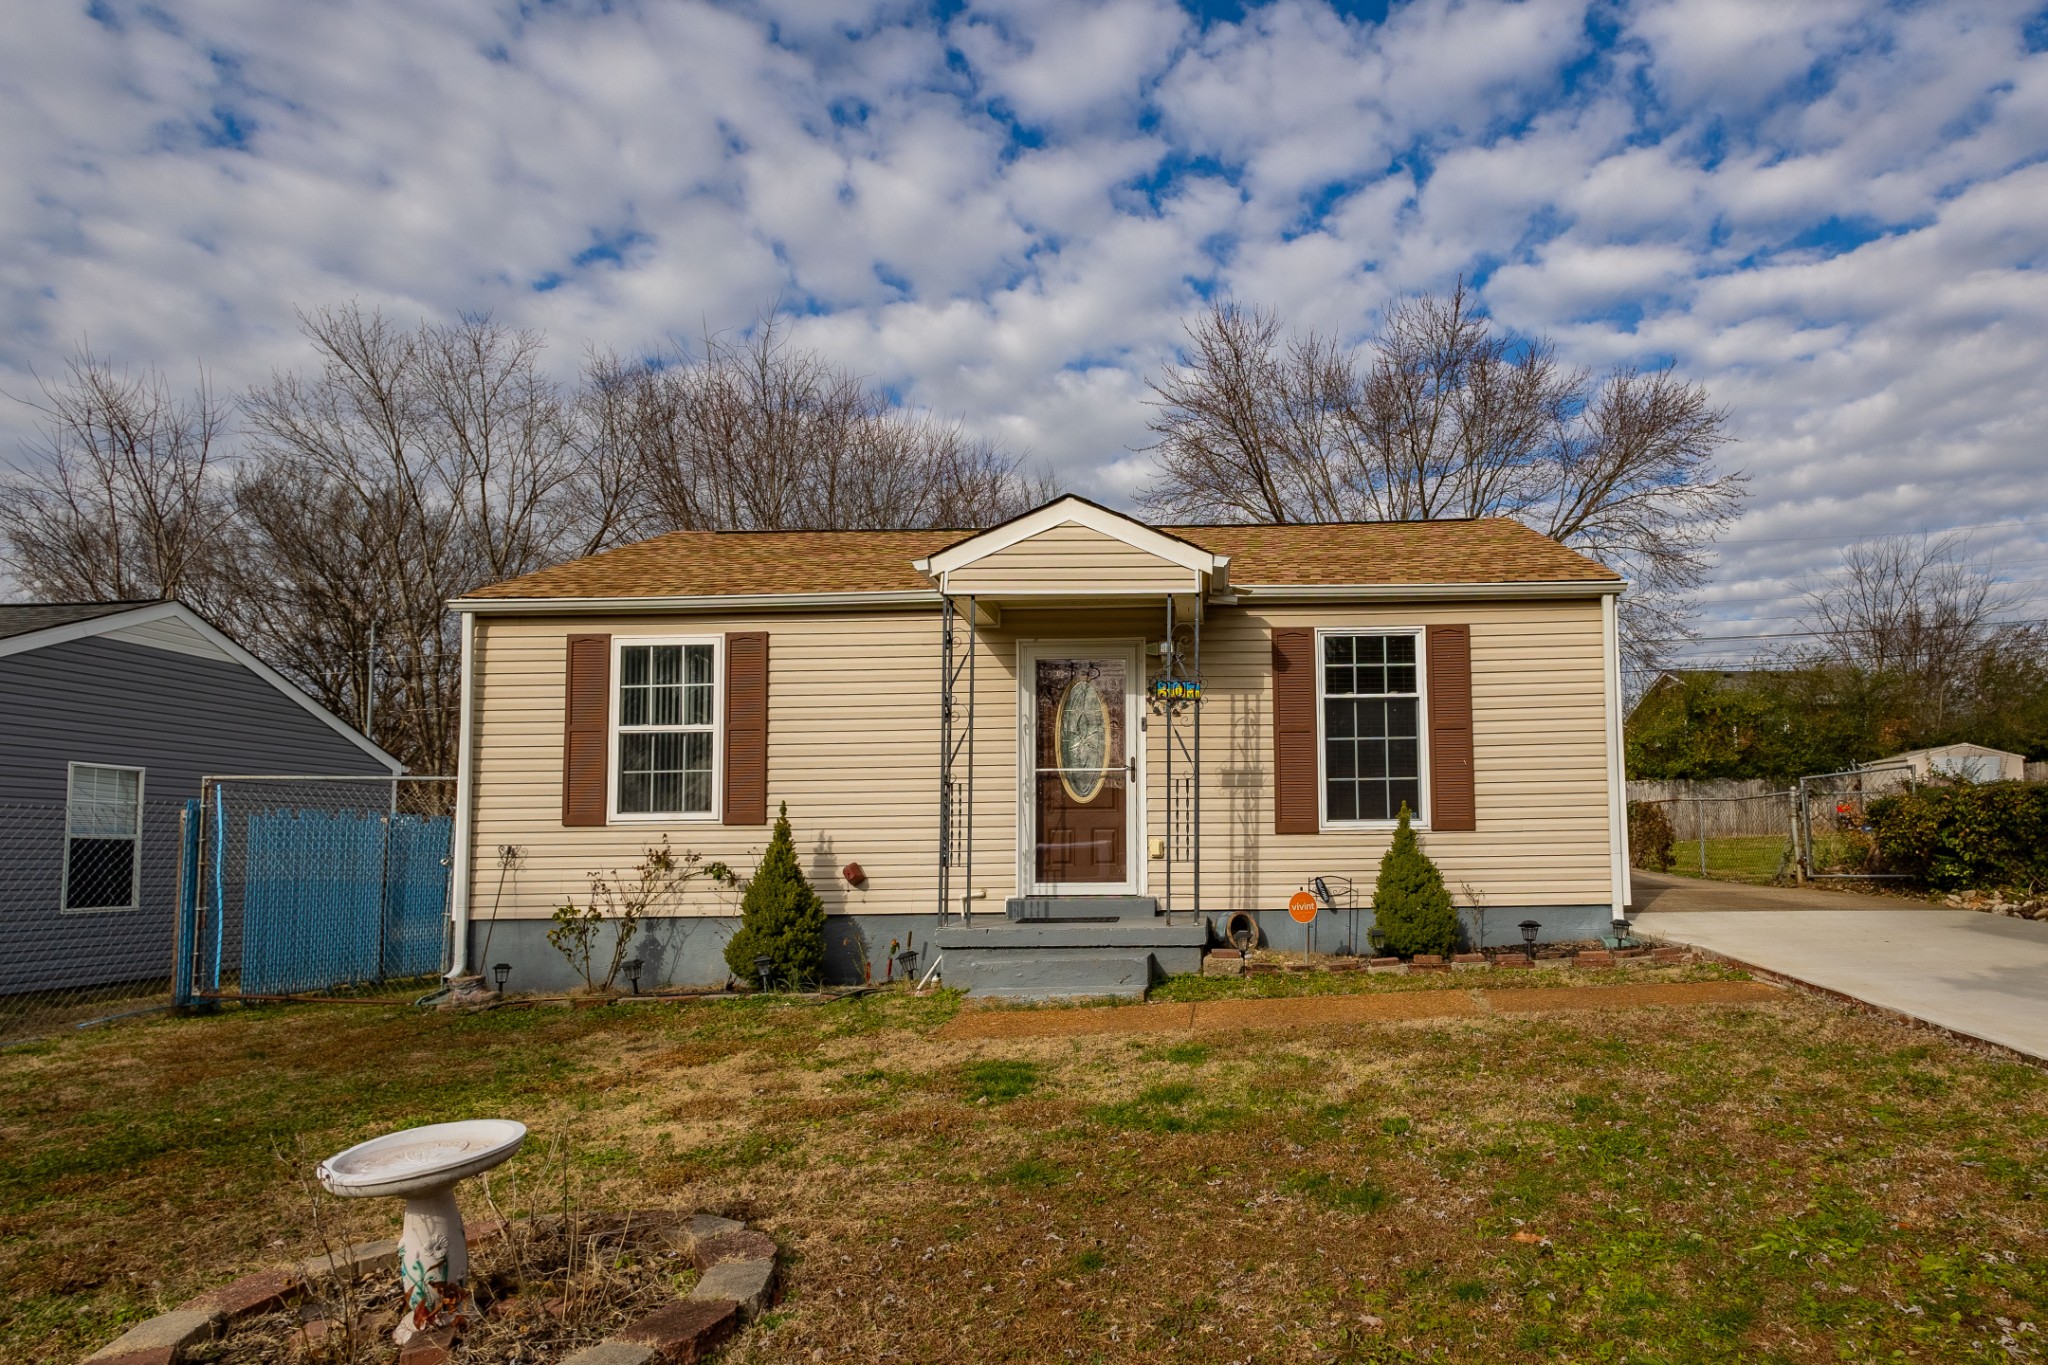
[192,1215,697,1364]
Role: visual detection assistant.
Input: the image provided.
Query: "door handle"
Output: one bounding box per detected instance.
[1127,757,1137,781]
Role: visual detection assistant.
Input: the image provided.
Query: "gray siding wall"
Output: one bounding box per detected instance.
[2,636,390,994]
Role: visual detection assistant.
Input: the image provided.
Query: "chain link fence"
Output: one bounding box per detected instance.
[1630,789,1798,884]
[191,775,456,1001]
[0,798,193,1047]
[1794,763,1914,881]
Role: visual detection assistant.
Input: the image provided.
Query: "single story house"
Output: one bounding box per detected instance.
[1870,742,2027,785]
[446,497,1630,997]
[0,600,402,999]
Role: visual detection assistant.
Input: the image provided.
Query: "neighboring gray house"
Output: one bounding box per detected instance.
[1,600,401,997]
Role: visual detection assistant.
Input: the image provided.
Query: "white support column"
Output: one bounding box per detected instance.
[1601,591,1631,916]
[445,609,479,980]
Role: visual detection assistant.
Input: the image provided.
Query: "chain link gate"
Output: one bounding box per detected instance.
[1794,763,1914,881]
[183,775,457,1002]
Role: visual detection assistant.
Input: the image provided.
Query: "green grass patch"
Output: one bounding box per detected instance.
[958,1059,1041,1103]
[1667,835,1794,884]
[1282,1169,1394,1214]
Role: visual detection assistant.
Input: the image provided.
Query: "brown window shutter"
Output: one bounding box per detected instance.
[561,633,611,827]
[724,631,769,826]
[1272,627,1318,834]
[1426,624,1476,831]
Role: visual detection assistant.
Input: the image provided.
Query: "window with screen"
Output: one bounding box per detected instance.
[64,764,143,911]
[614,640,718,816]
[1321,633,1423,824]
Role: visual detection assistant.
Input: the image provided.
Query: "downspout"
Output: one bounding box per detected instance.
[445,609,479,980]
[1601,592,1631,916]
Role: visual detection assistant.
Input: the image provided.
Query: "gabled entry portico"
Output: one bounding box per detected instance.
[917,498,1225,996]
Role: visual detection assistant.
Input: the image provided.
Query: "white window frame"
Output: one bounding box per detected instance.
[606,634,723,824]
[1315,626,1430,832]
[61,762,145,913]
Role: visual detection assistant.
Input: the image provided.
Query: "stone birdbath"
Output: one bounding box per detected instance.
[315,1119,526,1344]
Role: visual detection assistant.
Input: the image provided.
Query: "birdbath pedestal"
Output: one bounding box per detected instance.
[316,1119,526,1344]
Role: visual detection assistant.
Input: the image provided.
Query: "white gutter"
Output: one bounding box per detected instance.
[451,580,1622,615]
[446,608,479,980]
[449,589,941,615]
[1232,580,1624,602]
[1602,592,1632,916]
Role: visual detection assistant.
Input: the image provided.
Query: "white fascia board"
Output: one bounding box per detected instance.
[1230,580,1625,602]
[922,496,1227,578]
[0,602,405,773]
[0,601,185,662]
[449,589,943,615]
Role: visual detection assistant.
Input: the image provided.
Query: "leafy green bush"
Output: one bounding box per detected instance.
[1370,804,1459,957]
[1628,800,1676,872]
[723,802,827,988]
[1868,782,2048,892]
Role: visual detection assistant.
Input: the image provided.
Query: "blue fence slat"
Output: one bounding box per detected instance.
[232,807,452,996]
[384,815,453,978]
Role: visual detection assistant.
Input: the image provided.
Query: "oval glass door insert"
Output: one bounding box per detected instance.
[1055,676,1110,802]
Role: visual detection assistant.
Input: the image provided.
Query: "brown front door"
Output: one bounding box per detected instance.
[1032,655,1129,886]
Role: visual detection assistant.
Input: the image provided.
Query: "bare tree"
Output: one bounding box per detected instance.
[602,313,1053,533]
[0,349,233,608]
[234,305,615,771]
[1799,533,2017,730]
[1142,287,1745,665]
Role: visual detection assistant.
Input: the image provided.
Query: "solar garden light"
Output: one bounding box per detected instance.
[1367,925,1387,956]
[1608,916,1635,949]
[754,953,774,994]
[1519,920,1541,951]
[492,962,511,993]
[897,948,919,983]
[623,958,643,995]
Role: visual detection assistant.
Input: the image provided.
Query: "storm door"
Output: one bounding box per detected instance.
[1027,651,1138,891]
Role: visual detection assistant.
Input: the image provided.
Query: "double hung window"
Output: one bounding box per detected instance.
[1320,632,1424,824]
[613,639,719,818]
[64,763,143,911]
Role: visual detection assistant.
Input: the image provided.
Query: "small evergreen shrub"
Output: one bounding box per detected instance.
[1868,782,2048,892]
[723,802,827,988]
[1628,800,1676,872]
[1370,804,1459,957]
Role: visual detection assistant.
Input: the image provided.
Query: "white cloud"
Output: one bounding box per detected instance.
[2,0,2046,652]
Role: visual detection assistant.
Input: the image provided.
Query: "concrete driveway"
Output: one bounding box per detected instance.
[1632,874,2048,1061]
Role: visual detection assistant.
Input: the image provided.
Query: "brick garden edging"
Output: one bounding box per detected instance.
[78,1211,781,1365]
[1207,944,1689,979]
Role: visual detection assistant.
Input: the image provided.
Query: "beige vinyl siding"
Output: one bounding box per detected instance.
[462,596,1615,923]
[1189,601,1614,909]
[945,521,1198,595]
[468,610,953,922]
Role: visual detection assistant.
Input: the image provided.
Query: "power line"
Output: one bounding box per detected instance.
[1711,514,2048,549]
[1639,614,2048,645]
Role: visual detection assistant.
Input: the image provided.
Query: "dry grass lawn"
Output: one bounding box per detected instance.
[3,964,2045,1364]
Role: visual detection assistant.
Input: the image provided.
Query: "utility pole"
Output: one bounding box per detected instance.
[365,620,376,741]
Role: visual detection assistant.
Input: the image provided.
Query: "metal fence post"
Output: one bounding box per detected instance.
[173,798,200,1009]
[1696,793,1707,877]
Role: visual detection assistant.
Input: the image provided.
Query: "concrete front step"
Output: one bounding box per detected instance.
[1005,895,1160,922]
[934,919,1208,1000]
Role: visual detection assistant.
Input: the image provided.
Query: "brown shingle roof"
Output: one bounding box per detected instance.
[462,516,1615,602]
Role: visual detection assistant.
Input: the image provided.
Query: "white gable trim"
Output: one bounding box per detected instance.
[0,601,405,773]
[916,496,1227,581]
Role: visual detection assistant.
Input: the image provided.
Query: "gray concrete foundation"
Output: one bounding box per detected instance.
[1212,904,1618,955]
[467,904,1616,993]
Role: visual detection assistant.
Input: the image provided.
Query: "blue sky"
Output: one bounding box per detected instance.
[4,0,2048,662]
